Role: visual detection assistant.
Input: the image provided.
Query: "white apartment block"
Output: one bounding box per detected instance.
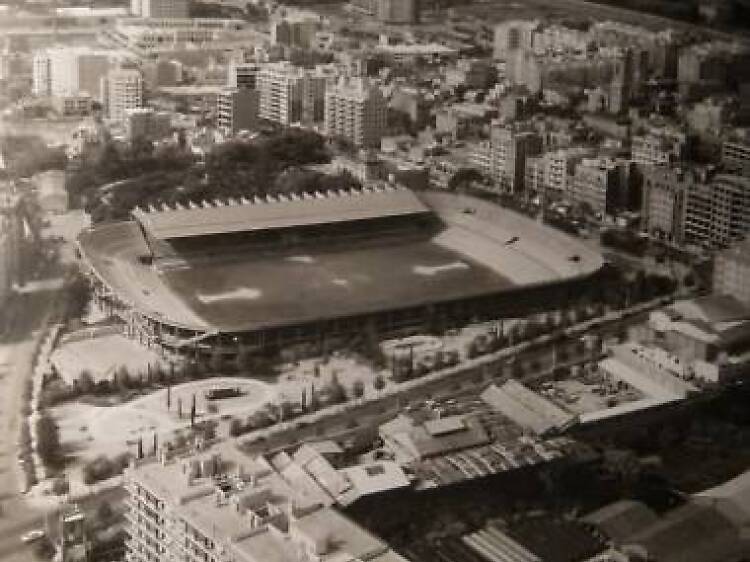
[102,68,144,122]
[324,78,387,147]
[524,147,596,200]
[35,47,119,100]
[631,130,688,167]
[684,174,750,248]
[32,51,51,96]
[257,62,329,126]
[124,445,410,562]
[723,139,750,176]
[714,238,750,306]
[130,0,189,19]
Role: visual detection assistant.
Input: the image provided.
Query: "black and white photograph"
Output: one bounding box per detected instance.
[1,0,750,560]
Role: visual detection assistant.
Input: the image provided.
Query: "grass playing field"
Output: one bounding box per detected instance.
[161,238,514,331]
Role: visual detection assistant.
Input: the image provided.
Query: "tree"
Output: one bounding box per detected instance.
[67,274,91,320]
[95,501,115,526]
[51,477,69,496]
[36,413,63,468]
[373,374,386,392]
[229,418,244,437]
[352,379,365,399]
[197,420,218,441]
[76,369,95,395]
[115,366,131,391]
[209,350,223,374]
[235,346,252,374]
[325,372,346,405]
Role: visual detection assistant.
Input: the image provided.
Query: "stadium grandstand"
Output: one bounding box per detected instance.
[77,185,604,357]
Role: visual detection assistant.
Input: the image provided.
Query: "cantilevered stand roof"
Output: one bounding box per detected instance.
[132,185,429,241]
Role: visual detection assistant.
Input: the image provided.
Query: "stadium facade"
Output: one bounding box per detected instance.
[77,186,604,357]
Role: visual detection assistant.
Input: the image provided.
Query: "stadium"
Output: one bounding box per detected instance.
[77,186,605,357]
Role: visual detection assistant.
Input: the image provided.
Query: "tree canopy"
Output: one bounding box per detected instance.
[70,129,338,224]
[0,135,66,178]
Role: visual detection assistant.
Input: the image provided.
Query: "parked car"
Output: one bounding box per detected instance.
[21,529,45,543]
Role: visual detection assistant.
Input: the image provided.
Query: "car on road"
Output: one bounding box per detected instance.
[21,529,45,543]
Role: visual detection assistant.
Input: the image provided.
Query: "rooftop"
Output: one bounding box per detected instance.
[481,381,575,436]
[128,443,410,562]
[581,500,659,543]
[627,503,744,562]
[380,413,490,461]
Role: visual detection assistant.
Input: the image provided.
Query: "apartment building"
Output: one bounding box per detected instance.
[524,147,596,201]
[722,138,750,177]
[124,445,410,562]
[714,238,750,306]
[32,51,51,96]
[227,61,261,90]
[492,20,538,60]
[33,47,123,102]
[130,0,189,19]
[324,78,387,148]
[683,174,750,248]
[677,41,750,98]
[217,87,260,134]
[101,67,143,122]
[472,123,542,194]
[271,11,320,49]
[713,238,750,307]
[49,47,115,99]
[52,94,94,116]
[641,165,691,243]
[568,158,622,216]
[376,0,420,24]
[256,62,329,126]
[631,129,690,167]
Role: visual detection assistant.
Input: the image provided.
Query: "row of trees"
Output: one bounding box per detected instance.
[36,412,64,469]
[228,372,387,438]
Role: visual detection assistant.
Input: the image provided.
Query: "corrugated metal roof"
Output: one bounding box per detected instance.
[132,186,429,240]
[481,381,575,436]
[582,500,659,542]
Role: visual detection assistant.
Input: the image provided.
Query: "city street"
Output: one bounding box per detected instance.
[0,289,60,561]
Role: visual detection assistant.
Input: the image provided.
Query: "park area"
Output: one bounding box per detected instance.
[39,328,397,497]
[50,377,273,461]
